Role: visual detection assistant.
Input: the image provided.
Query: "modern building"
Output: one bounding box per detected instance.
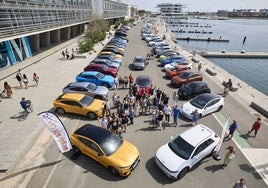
[0,0,128,70]
[157,3,187,19]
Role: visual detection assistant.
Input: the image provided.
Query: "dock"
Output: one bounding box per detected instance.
[172,30,213,34]
[199,51,268,58]
[176,37,229,42]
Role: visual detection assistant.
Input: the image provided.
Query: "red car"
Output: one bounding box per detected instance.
[84,64,118,77]
[165,65,191,79]
[136,75,152,97]
[171,71,202,87]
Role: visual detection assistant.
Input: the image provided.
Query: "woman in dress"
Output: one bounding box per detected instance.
[222,145,235,169]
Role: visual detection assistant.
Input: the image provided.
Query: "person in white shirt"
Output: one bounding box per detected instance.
[163,104,172,124]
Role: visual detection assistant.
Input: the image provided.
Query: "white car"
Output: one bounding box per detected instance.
[164,61,193,71]
[148,39,165,47]
[155,124,220,179]
[180,93,224,120]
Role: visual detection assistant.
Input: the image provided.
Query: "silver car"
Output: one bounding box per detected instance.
[132,56,149,70]
[62,82,109,100]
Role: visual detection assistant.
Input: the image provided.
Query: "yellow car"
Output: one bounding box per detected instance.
[98,51,123,59]
[71,124,140,176]
[53,93,104,120]
[105,45,125,53]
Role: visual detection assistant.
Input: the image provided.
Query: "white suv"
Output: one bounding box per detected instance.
[155,124,220,179]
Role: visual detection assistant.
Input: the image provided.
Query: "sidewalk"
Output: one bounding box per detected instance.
[155,17,268,186]
[0,34,110,173]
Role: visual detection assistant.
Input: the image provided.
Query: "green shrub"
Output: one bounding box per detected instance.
[78,39,94,53]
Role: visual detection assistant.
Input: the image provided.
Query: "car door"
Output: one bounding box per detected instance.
[69,101,85,115]
[204,98,220,115]
[77,137,107,164]
[190,139,215,167]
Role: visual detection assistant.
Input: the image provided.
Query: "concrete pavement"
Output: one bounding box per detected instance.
[0,18,267,187]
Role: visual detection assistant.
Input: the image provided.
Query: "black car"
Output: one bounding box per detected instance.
[177,81,211,100]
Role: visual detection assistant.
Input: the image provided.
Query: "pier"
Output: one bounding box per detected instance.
[176,37,229,42]
[199,51,268,58]
[172,30,213,34]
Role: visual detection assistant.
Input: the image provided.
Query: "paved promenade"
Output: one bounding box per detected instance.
[157,18,268,185]
[0,18,267,187]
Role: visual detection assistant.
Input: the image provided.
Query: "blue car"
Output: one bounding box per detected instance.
[76,71,115,88]
[160,55,185,66]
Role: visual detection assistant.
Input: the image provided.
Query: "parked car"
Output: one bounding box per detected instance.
[155,124,220,179]
[101,48,124,56]
[136,75,152,97]
[96,54,122,65]
[63,82,109,100]
[115,31,127,37]
[71,124,140,176]
[154,45,172,55]
[171,71,202,87]
[178,81,211,100]
[54,93,104,120]
[180,93,224,120]
[166,65,191,79]
[149,39,165,47]
[91,58,120,70]
[156,49,177,58]
[132,56,149,70]
[98,51,123,60]
[160,55,185,66]
[84,64,118,77]
[76,71,115,88]
[164,61,193,71]
[159,52,179,61]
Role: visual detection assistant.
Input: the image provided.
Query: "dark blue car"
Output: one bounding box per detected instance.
[160,55,185,66]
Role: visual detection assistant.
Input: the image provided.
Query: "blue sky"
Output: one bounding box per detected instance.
[122,0,268,12]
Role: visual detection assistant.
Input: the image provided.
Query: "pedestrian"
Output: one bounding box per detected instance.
[121,113,128,132]
[2,82,13,98]
[172,105,180,127]
[16,72,23,88]
[248,117,262,138]
[33,73,39,86]
[172,91,178,106]
[114,75,119,90]
[104,99,111,115]
[22,74,28,89]
[234,179,247,188]
[222,145,235,169]
[198,62,202,73]
[223,84,229,97]
[99,117,108,129]
[128,74,134,89]
[61,50,65,59]
[163,104,172,124]
[157,111,164,131]
[151,109,158,127]
[191,109,199,125]
[226,120,238,139]
[128,107,135,125]
[65,48,69,60]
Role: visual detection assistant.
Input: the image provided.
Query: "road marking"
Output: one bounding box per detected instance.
[43,118,80,188]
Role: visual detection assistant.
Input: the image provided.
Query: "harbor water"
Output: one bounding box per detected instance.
[170,18,268,96]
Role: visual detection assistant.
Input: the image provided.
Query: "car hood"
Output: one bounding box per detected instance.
[110,63,120,69]
[86,99,104,110]
[94,86,109,96]
[109,140,140,167]
[182,102,202,116]
[156,144,185,172]
[102,75,114,83]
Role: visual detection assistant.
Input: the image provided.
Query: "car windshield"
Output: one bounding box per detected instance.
[86,83,97,91]
[79,95,94,106]
[135,57,143,63]
[100,134,123,156]
[179,72,191,79]
[184,83,195,91]
[190,95,208,109]
[168,136,195,160]
[137,77,151,87]
[102,65,109,70]
[170,62,178,67]
[96,72,105,79]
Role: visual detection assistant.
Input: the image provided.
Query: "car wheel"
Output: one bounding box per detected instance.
[95,95,103,100]
[109,166,120,176]
[87,112,97,120]
[177,167,189,179]
[56,108,65,115]
[217,105,223,112]
[198,113,203,119]
[102,83,109,88]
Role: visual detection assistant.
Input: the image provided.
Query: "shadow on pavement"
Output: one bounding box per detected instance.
[204,164,224,173]
[239,163,263,179]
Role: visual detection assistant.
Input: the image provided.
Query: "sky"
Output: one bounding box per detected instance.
[122,0,268,12]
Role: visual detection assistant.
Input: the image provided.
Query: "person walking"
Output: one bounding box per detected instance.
[22,74,28,88]
[198,62,202,73]
[65,48,69,60]
[157,111,164,131]
[172,91,178,106]
[222,145,235,169]
[16,72,23,88]
[172,105,180,127]
[114,75,119,90]
[234,179,247,188]
[33,73,39,86]
[192,109,199,125]
[163,104,172,124]
[3,82,13,98]
[226,120,238,139]
[128,74,134,89]
[61,50,65,59]
[248,117,262,138]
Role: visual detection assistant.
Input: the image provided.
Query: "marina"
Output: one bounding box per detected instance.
[176,37,229,42]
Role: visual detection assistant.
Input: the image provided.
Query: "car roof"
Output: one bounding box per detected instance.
[68,82,91,88]
[193,93,219,102]
[186,81,207,87]
[74,124,113,145]
[80,71,98,76]
[57,93,85,101]
[180,124,216,147]
[136,75,151,80]
[135,56,143,59]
